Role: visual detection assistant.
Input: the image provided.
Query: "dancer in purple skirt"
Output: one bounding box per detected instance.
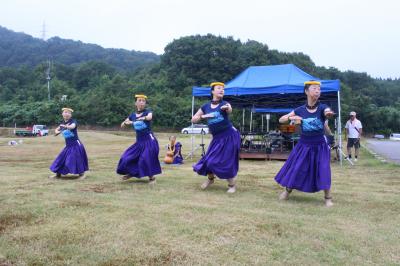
[49,107,89,179]
[192,82,241,193]
[117,94,161,184]
[275,81,335,207]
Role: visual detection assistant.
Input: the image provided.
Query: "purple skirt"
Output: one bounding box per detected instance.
[275,135,331,193]
[173,156,183,164]
[172,142,183,164]
[117,133,162,178]
[193,127,241,179]
[50,140,89,175]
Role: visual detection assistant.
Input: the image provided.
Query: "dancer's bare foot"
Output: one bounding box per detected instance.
[201,178,214,190]
[325,197,334,207]
[149,177,156,185]
[279,191,289,200]
[227,185,236,193]
[121,175,131,181]
[279,188,292,200]
[77,173,86,180]
[227,178,236,193]
[48,174,61,179]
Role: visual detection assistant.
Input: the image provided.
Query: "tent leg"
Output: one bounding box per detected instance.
[191,96,195,160]
[242,108,245,132]
[337,91,343,166]
[250,106,254,132]
[261,114,264,132]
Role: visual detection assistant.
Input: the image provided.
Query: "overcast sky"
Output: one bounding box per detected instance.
[1,0,399,78]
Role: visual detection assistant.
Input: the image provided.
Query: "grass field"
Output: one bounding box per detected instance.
[0,130,399,265]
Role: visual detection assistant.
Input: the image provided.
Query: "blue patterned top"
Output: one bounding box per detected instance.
[128,109,152,137]
[294,103,328,136]
[60,118,79,145]
[201,101,232,135]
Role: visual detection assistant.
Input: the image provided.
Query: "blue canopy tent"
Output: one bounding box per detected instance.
[192,64,340,108]
[193,64,339,95]
[190,64,343,163]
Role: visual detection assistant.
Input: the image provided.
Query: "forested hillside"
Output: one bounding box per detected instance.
[0,26,159,71]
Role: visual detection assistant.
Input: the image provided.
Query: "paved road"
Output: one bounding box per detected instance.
[365,139,400,164]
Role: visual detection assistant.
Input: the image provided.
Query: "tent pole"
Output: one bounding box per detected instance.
[250,107,253,132]
[191,96,195,160]
[337,91,343,166]
[242,108,245,132]
[261,113,264,132]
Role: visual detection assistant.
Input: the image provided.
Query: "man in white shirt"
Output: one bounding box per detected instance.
[345,111,363,161]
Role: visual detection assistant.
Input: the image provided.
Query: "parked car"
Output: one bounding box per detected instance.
[373,134,385,139]
[15,125,49,136]
[181,124,209,134]
[389,133,400,141]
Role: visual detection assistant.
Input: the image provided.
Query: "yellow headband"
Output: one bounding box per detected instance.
[62,107,74,113]
[210,82,225,88]
[135,94,148,100]
[304,81,321,86]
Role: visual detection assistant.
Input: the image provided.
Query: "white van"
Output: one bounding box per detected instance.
[181,124,209,134]
[389,133,400,141]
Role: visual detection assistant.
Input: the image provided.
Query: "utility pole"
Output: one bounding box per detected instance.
[46,60,51,101]
[41,21,47,41]
[40,21,51,101]
[42,22,51,100]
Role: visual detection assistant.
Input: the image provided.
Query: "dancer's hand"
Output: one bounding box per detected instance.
[54,126,61,136]
[289,115,303,125]
[324,109,335,118]
[121,119,131,128]
[220,104,230,111]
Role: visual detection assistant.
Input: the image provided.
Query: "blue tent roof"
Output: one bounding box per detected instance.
[192,64,340,97]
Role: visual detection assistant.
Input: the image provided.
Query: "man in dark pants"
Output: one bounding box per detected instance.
[345,111,363,161]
